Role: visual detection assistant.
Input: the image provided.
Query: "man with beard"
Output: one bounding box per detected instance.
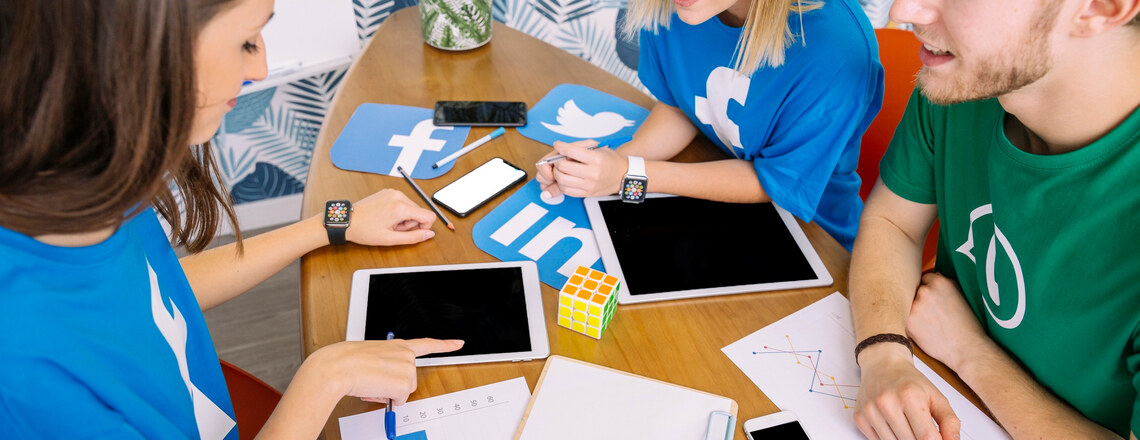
[848,0,1140,439]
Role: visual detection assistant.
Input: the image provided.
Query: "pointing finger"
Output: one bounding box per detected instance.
[404,338,465,357]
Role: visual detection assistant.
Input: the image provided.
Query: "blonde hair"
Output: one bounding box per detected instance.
[623,0,822,75]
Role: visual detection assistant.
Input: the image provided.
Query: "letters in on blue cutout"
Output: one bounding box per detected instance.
[330,104,471,179]
[518,84,650,147]
[473,179,606,289]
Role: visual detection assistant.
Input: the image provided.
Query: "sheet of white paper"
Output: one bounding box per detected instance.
[722,292,1010,440]
[338,377,531,440]
[517,356,736,440]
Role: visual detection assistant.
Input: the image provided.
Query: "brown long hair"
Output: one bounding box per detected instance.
[0,0,241,253]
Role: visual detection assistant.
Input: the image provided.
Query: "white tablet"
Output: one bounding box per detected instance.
[346,261,549,366]
[584,194,833,304]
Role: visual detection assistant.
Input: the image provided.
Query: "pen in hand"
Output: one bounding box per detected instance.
[385,331,397,440]
[534,145,604,166]
[534,135,633,166]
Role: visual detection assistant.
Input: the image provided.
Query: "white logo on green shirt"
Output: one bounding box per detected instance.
[956,204,1026,329]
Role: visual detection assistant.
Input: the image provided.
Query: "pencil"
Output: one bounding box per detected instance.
[396,166,455,231]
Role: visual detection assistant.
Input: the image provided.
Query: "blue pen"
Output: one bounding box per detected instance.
[431,127,507,169]
[385,331,397,440]
[534,135,633,166]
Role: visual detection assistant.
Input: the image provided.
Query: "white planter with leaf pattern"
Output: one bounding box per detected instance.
[420,0,492,50]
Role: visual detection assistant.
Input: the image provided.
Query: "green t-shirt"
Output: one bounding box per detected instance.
[880,90,1140,436]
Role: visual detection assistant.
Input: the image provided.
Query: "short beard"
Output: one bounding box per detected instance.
[919,0,1062,105]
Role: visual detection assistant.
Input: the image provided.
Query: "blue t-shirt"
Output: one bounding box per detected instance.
[638,0,883,250]
[0,208,237,439]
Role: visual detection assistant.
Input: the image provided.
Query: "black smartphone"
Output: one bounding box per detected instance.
[432,157,527,217]
[433,101,528,127]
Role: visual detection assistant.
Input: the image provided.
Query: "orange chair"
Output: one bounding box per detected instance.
[220,359,283,440]
[859,28,939,269]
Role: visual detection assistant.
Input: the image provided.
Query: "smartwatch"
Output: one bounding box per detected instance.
[620,156,648,204]
[323,200,352,245]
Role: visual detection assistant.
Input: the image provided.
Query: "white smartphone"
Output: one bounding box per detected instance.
[432,157,527,217]
[743,411,812,440]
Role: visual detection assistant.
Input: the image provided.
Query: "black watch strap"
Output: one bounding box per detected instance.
[327,226,346,245]
[324,200,352,245]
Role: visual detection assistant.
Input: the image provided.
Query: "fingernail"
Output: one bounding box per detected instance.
[424,230,435,239]
[541,191,551,199]
[453,340,465,347]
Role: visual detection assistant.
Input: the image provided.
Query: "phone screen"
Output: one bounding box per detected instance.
[748,421,811,439]
[432,158,527,217]
[434,101,528,126]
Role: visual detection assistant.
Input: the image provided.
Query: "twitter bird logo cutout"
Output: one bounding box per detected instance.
[518,84,649,147]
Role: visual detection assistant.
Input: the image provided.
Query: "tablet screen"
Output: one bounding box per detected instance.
[595,198,818,296]
[363,267,532,358]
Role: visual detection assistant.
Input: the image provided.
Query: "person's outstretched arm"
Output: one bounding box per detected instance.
[255,338,463,440]
[849,180,956,440]
[181,188,438,310]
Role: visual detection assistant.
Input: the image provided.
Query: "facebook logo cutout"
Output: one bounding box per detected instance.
[518,84,649,147]
[330,104,471,179]
[473,178,605,289]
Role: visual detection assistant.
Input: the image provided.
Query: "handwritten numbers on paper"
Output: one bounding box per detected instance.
[394,394,505,427]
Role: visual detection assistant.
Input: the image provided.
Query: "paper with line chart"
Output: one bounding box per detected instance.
[722,292,1010,440]
[338,377,530,440]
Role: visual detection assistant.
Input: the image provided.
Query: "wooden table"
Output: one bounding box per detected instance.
[300,8,973,439]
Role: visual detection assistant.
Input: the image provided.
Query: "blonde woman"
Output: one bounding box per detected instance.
[537,0,883,250]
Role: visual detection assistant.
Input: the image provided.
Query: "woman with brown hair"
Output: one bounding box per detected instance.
[0,0,460,437]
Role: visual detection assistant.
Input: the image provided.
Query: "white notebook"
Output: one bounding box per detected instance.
[515,356,738,440]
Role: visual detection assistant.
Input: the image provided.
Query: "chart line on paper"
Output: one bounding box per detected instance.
[752,334,859,409]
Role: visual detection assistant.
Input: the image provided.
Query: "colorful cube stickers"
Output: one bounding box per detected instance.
[557,266,619,339]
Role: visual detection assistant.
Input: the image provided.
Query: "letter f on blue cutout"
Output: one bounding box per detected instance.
[330,104,471,179]
[473,179,606,288]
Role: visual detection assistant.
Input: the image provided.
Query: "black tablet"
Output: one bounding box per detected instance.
[584,195,832,304]
[346,261,549,366]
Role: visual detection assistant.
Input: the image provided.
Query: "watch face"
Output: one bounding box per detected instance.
[621,177,647,203]
[325,201,351,225]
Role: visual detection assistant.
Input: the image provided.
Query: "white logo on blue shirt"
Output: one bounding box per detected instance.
[148,258,236,439]
[956,204,1027,329]
[694,66,750,157]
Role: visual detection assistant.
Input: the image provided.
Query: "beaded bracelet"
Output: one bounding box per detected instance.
[854,333,913,365]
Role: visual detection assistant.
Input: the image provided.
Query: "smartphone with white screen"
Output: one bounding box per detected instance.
[432,157,527,217]
[744,411,812,440]
[434,101,528,126]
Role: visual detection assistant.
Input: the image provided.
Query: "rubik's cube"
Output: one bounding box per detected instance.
[557,266,620,339]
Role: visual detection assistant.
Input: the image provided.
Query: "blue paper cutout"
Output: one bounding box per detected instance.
[330,104,471,179]
[518,84,649,147]
[473,179,606,289]
[396,430,428,440]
